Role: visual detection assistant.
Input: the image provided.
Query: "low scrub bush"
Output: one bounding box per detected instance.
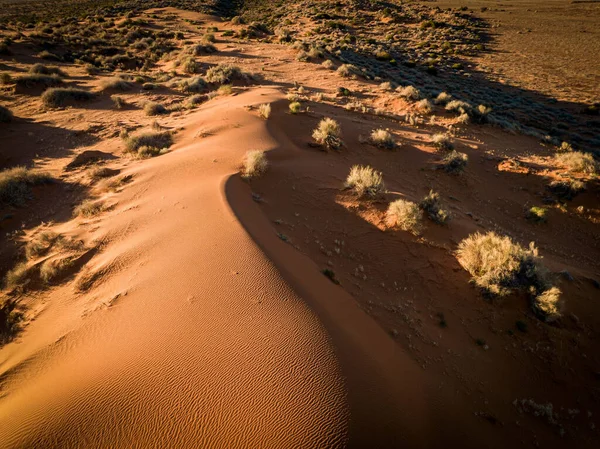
[29,64,67,77]
[16,74,63,89]
[419,190,449,224]
[205,64,244,84]
[386,199,422,234]
[124,131,173,155]
[432,133,453,150]
[370,129,395,149]
[42,88,95,108]
[554,151,597,175]
[100,77,134,91]
[0,167,52,207]
[456,231,552,299]
[345,165,385,198]
[258,103,271,120]
[441,151,468,173]
[242,150,268,178]
[312,117,342,149]
[144,102,167,116]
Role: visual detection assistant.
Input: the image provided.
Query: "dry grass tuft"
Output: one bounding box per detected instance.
[144,101,167,116]
[554,151,597,174]
[100,77,134,91]
[386,199,422,234]
[312,118,342,149]
[419,190,449,224]
[370,129,395,149]
[42,88,95,108]
[533,287,562,322]
[205,64,244,84]
[456,231,551,298]
[432,133,453,150]
[242,150,268,179]
[258,103,271,120]
[124,131,173,156]
[0,167,52,207]
[345,165,385,198]
[74,200,104,218]
[289,101,301,114]
[441,151,468,173]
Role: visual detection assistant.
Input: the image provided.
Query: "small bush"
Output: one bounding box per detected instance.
[445,100,472,114]
[415,99,433,114]
[336,64,358,78]
[242,150,268,179]
[205,64,244,84]
[322,60,334,69]
[187,94,208,107]
[0,104,13,123]
[526,206,547,223]
[312,117,342,149]
[25,231,59,259]
[0,167,52,207]
[74,200,104,218]
[177,76,207,93]
[554,151,597,175]
[557,142,573,153]
[180,56,199,74]
[419,190,449,224]
[144,102,167,116]
[42,88,95,108]
[370,129,395,149]
[289,101,301,114]
[432,133,453,150]
[4,263,29,290]
[191,43,217,55]
[29,64,67,77]
[386,199,422,234]
[533,287,562,322]
[441,151,468,173]
[456,231,550,297]
[100,77,133,91]
[40,257,74,284]
[397,85,420,101]
[345,165,385,198]
[0,300,23,343]
[16,74,63,89]
[434,92,452,105]
[124,131,173,154]
[111,95,126,109]
[258,103,271,120]
[547,179,585,200]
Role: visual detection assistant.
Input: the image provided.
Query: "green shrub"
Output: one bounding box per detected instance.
[205,64,244,84]
[526,206,547,223]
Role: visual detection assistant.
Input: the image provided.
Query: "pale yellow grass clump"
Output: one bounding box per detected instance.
[312,118,342,149]
[533,287,562,322]
[242,150,268,179]
[386,199,422,234]
[554,151,597,175]
[370,129,395,149]
[345,165,385,198]
[258,103,271,120]
[456,231,549,298]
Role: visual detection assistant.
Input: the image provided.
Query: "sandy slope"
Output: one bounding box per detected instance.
[0,87,444,449]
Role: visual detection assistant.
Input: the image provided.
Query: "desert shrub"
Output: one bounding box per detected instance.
[16,74,63,88]
[397,85,420,101]
[111,95,125,109]
[441,151,468,173]
[558,142,573,152]
[180,56,198,74]
[345,165,385,198]
[4,263,29,290]
[258,103,271,120]
[1,73,12,84]
[218,84,232,95]
[456,231,550,297]
[38,50,60,61]
[186,94,208,107]
[29,64,67,77]
[312,117,342,149]
[100,77,133,91]
[0,167,52,207]
[415,99,433,114]
[74,200,104,217]
[554,151,597,174]
[205,64,244,84]
[432,133,453,150]
[142,82,157,91]
[547,179,585,200]
[190,42,217,55]
[124,131,173,154]
[289,101,301,114]
[370,129,395,149]
[144,101,167,116]
[471,104,492,124]
[203,33,216,43]
[532,287,562,322]
[419,190,449,224]
[526,206,547,223]
[177,76,207,93]
[379,81,393,91]
[242,150,268,179]
[42,88,95,108]
[25,231,59,259]
[322,60,334,69]
[445,100,472,114]
[0,104,13,123]
[386,199,422,234]
[40,257,74,284]
[0,299,23,343]
[336,64,358,78]
[434,92,452,105]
